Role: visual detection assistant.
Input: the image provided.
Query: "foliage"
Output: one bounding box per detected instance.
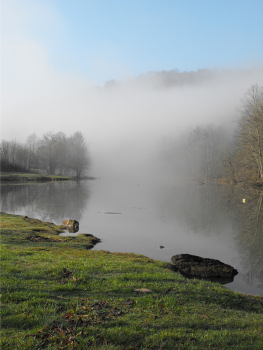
[1,213,263,349]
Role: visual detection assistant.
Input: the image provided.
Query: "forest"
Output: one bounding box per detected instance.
[160,85,263,184]
[0,131,90,179]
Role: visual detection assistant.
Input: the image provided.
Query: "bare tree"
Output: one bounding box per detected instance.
[0,140,31,171]
[236,85,263,180]
[183,125,228,181]
[37,132,59,174]
[26,133,38,171]
[1,131,91,177]
[53,132,68,175]
[0,140,11,170]
[222,149,237,183]
[68,132,90,179]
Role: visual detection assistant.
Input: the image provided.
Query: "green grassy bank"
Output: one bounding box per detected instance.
[1,213,263,349]
[0,172,73,183]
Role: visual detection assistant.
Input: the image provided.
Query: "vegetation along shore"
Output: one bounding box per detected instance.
[0,172,96,183]
[0,172,73,183]
[1,212,263,349]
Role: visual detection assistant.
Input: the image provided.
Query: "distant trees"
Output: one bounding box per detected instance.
[160,125,230,181]
[222,148,237,184]
[184,125,228,181]
[68,132,90,179]
[160,85,263,183]
[136,68,216,88]
[25,133,38,171]
[0,140,31,172]
[0,131,90,178]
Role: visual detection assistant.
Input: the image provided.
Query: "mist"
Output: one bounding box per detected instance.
[2,63,263,180]
[2,0,263,182]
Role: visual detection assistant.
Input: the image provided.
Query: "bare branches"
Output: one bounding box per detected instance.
[236,85,263,179]
[0,131,91,178]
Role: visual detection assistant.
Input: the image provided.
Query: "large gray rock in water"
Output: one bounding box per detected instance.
[171,254,238,281]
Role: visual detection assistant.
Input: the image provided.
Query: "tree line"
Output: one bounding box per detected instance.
[160,85,263,183]
[0,131,90,179]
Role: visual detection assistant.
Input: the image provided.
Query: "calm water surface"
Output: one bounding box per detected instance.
[1,178,262,296]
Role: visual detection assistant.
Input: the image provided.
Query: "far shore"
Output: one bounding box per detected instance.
[1,171,262,187]
[199,177,263,188]
[0,171,97,183]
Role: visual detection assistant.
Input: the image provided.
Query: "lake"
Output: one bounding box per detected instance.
[1,178,262,296]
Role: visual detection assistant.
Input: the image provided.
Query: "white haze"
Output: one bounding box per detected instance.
[2,0,263,180]
[2,61,263,179]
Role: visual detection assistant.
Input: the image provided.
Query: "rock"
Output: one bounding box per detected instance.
[82,234,101,244]
[124,299,136,305]
[171,254,238,282]
[62,219,79,233]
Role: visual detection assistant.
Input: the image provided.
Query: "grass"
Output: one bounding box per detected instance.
[0,172,73,183]
[1,213,263,349]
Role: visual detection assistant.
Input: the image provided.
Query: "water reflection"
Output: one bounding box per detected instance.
[156,182,263,295]
[233,188,263,292]
[0,181,90,223]
[155,183,231,236]
[0,179,262,295]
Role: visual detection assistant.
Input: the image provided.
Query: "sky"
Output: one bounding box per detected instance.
[53,0,263,82]
[2,0,263,84]
[1,0,263,175]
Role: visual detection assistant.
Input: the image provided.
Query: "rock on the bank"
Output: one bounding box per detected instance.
[62,219,79,233]
[171,254,238,280]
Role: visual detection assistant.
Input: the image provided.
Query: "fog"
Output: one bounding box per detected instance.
[2,62,263,179]
[2,0,263,180]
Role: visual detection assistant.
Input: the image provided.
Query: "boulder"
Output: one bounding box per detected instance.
[171,254,238,282]
[62,219,79,233]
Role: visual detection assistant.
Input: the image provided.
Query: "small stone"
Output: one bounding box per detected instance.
[133,288,152,293]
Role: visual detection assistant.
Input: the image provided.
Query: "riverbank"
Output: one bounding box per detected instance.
[215,177,263,187]
[0,172,97,183]
[1,213,263,349]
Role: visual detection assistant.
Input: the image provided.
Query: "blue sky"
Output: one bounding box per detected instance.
[3,0,263,84]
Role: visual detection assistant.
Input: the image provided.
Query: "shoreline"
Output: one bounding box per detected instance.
[213,177,263,187]
[0,172,97,183]
[1,212,263,349]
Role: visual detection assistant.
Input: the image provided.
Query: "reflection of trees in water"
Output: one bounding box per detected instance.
[0,181,90,224]
[232,188,263,290]
[158,183,231,236]
[1,184,40,214]
[184,184,263,289]
[157,183,263,290]
[185,184,233,234]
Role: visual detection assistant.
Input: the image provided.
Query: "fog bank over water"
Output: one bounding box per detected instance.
[2,66,263,178]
